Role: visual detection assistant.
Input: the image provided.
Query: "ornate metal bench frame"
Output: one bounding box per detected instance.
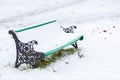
[9,30,45,68]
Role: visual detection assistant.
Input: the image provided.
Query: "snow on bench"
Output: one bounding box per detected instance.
[8,20,83,68]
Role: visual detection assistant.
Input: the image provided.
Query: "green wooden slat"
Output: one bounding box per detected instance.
[14,20,57,33]
[45,35,84,56]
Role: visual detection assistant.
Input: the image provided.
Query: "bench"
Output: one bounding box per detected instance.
[8,20,83,68]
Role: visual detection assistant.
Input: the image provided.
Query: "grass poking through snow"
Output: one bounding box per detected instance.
[38,48,76,68]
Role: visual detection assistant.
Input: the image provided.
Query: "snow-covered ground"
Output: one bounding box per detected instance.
[0,0,120,80]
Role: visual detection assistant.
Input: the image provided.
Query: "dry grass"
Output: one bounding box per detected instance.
[38,48,76,68]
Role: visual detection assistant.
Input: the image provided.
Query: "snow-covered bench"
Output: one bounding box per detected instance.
[8,20,83,68]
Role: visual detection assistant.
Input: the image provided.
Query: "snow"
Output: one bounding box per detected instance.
[0,0,120,80]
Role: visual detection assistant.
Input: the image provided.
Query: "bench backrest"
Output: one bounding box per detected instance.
[14,20,63,45]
